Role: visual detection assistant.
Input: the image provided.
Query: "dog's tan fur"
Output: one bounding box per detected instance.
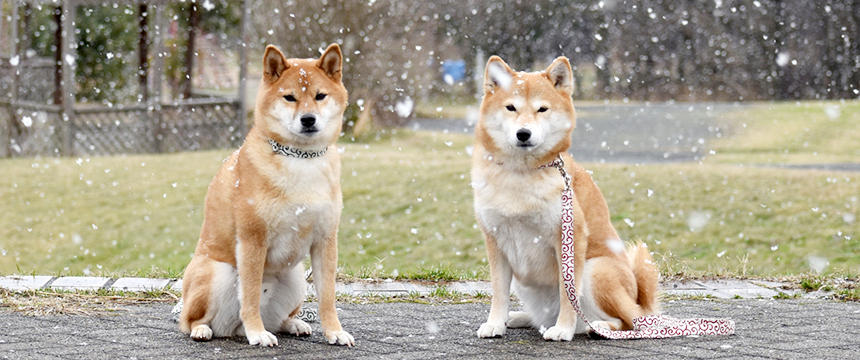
[472,56,659,341]
[178,44,354,347]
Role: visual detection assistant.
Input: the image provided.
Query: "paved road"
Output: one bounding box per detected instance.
[2,298,858,359]
[408,103,743,163]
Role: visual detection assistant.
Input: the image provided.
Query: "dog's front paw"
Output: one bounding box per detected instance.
[324,329,355,346]
[190,324,213,341]
[543,325,575,341]
[476,321,506,338]
[283,318,312,337]
[246,330,278,347]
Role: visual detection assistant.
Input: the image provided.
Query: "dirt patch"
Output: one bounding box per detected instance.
[0,289,178,316]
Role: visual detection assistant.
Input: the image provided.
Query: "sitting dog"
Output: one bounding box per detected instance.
[179,44,354,347]
[471,55,660,341]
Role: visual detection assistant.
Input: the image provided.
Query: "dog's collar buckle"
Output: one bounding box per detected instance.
[267,139,327,159]
[539,154,571,192]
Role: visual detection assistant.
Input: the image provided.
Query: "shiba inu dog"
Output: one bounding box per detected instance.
[472,56,659,341]
[178,44,354,347]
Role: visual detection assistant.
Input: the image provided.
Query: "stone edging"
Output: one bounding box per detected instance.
[0,275,809,299]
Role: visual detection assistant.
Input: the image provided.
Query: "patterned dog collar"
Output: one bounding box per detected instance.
[268,139,327,159]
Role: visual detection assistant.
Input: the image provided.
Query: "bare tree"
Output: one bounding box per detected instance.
[250,0,441,127]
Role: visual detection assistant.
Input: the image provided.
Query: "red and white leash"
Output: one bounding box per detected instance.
[542,155,735,339]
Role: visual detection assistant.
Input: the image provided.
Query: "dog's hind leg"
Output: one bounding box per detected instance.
[179,256,217,341]
[586,256,644,330]
[262,264,310,337]
[281,307,312,337]
[506,311,532,328]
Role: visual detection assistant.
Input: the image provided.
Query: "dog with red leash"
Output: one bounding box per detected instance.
[471,55,660,341]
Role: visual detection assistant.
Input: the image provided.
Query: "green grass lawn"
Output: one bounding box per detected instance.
[707,101,860,165]
[1,102,858,280]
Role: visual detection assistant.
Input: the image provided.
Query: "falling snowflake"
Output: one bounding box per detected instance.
[395,97,414,118]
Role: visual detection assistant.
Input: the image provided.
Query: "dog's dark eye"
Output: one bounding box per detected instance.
[538,106,548,113]
[315,93,327,101]
[506,104,516,112]
[284,95,296,102]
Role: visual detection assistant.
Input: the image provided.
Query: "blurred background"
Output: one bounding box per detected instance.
[0,1,856,289]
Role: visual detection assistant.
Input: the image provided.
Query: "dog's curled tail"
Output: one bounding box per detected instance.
[626,241,660,315]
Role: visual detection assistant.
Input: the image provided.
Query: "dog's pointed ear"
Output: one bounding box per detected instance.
[318,43,343,82]
[545,56,573,94]
[483,56,514,93]
[263,45,289,83]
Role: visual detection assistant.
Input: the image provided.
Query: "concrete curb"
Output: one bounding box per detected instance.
[0,275,813,299]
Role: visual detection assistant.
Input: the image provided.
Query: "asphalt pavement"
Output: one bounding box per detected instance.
[2,296,858,359]
[407,102,739,163]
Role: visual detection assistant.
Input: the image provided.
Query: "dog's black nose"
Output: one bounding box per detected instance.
[300,115,316,128]
[516,128,531,142]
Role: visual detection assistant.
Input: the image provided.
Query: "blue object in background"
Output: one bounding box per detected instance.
[441,60,466,84]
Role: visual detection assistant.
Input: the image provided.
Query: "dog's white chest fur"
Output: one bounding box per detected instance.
[473,165,563,285]
[257,155,340,271]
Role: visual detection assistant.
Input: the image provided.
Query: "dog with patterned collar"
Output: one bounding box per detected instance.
[178,43,354,347]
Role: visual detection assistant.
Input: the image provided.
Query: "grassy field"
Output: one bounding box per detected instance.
[0,103,857,280]
[707,101,860,164]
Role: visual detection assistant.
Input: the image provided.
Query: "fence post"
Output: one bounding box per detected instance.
[1,0,19,158]
[59,0,76,156]
[150,2,165,153]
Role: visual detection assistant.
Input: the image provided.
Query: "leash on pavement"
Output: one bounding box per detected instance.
[541,155,735,339]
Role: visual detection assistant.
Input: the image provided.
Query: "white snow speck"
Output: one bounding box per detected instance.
[824,105,841,120]
[426,320,440,334]
[775,52,790,67]
[606,238,625,254]
[202,0,215,11]
[687,211,711,232]
[395,97,414,118]
[72,233,83,244]
[770,245,779,251]
[716,250,726,258]
[410,228,418,235]
[20,116,32,127]
[623,218,635,228]
[9,55,19,66]
[64,54,75,66]
[807,255,829,274]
